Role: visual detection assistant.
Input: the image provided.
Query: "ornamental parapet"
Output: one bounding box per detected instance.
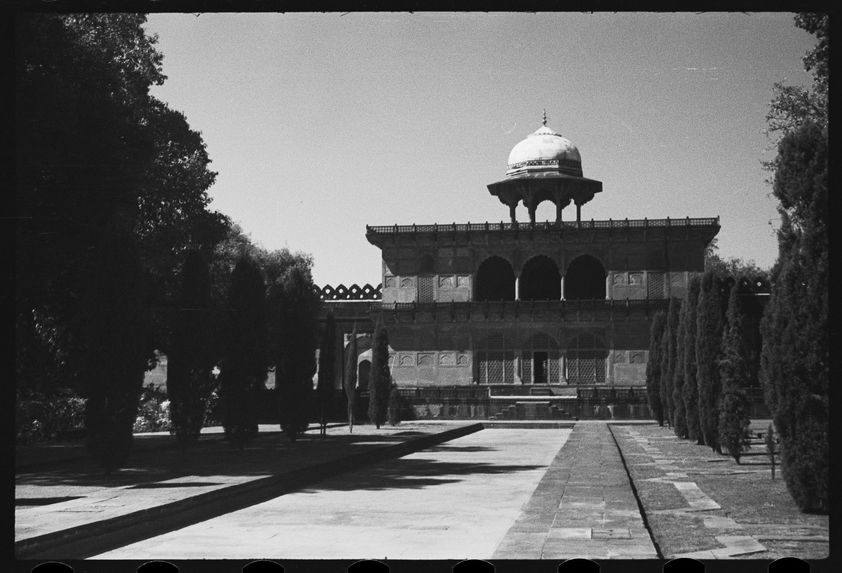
[370,298,670,324]
[318,283,382,300]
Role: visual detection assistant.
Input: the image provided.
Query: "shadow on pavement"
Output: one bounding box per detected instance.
[296,456,546,493]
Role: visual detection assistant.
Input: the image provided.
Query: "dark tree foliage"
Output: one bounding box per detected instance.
[760,123,828,513]
[82,213,148,473]
[681,275,703,444]
[317,312,337,434]
[15,14,161,391]
[368,324,391,429]
[15,14,229,399]
[219,254,267,449]
[671,298,688,439]
[696,270,728,453]
[758,13,828,513]
[269,260,321,441]
[167,249,216,446]
[660,298,681,429]
[718,278,752,463]
[344,328,358,433]
[645,311,667,426]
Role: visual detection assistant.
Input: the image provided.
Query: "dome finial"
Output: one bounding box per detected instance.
[542,109,547,126]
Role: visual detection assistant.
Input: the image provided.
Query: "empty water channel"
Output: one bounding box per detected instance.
[93,428,573,559]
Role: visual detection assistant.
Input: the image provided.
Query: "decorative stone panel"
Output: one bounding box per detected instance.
[613,273,627,286]
[439,352,456,367]
[384,275,396,288]
[398,353,415,368]
[613,350,627,363]
[629,272,643,286]
[417,352,435,367]
[457,275,470,287]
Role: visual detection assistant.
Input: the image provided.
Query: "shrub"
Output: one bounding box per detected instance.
[132,385,172,433]
[387,384,402,426]
[16,389,87,443]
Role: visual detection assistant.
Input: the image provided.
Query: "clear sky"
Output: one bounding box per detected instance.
[143,12,816,287]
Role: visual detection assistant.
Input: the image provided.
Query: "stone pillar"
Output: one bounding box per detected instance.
[509,202,517,223]
[605,275,611,300]
[576,202,582,224]
[560,275,565,300]
[555,201,562,223]
[515,276,520,300]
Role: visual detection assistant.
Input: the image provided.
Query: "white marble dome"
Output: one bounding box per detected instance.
[506,124,583,177]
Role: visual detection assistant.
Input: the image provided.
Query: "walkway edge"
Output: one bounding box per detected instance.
[606,423,663,559]
[15,423,483,560]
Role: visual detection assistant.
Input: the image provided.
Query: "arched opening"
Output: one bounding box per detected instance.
[534,199,556,223]
[520,255,561,301]
[521,332,561,384]
[358,359,371,391]
[564,255,607,300]
[565,332,608,385]
[475,256,515,301]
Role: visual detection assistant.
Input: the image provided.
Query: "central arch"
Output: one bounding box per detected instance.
[519,255,561,301]
[564,254,607,300]
[475,256,515,301]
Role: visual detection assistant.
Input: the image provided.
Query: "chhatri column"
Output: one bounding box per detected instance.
[508,202,517,223]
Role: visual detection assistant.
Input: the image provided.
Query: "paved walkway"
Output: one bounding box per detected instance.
[18,421,661,560]
[15,422,474,557]
[493,423,658,559]
[93,428,572,559]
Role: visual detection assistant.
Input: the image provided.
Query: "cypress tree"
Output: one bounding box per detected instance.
[168,249,215,447]
[718,277,752,463]
[760,121,828,512]
[660,297,681,429]
[681,275,703,444]
[344,327,358,433]
[270,262,321,441]
[645,311,666,425]
[671,298,688,439]
[83,213,148,474]
[368,323,391,429]
[696,269,727,453]
[219,253,267,449]
[316,312,337,435]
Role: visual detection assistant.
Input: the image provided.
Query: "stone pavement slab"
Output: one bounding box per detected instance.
[492,422,658,560]
[91,428,571,559]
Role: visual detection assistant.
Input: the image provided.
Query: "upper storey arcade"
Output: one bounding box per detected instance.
[365,217,720,304]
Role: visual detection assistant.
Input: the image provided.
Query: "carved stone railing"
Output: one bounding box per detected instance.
[370,298,671,323]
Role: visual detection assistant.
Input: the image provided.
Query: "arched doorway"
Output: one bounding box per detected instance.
[358,359,371,391]
[564,255,606,300]
[520,255,561,300]
[566,332,608,385]
[475,256,515,301]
